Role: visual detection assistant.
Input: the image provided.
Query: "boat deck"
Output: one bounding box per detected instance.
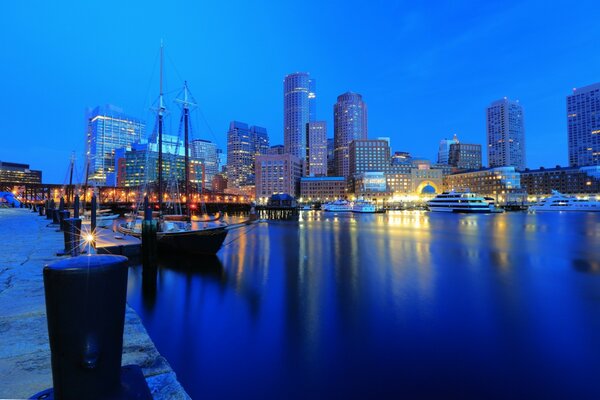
[94,227,141,256]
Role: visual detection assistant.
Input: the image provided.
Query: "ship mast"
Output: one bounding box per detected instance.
[175,81,196,219]
[157,41,166,213]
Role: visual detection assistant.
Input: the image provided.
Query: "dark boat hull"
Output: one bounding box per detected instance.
[157,228,228,255]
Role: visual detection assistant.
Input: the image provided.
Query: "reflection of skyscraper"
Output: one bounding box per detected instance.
[486,98,526,170]
[306,121,327,176]
[567,83,600,167]
[227,121,269,188]
[284,72,316,160]
[190,139,220,190]
[334,92,368,178]
[86,105,145,185]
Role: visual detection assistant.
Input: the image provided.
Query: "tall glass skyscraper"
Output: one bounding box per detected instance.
[437,135,459,164]
[306,121,327,176]
[190,139,220,190]
[486,98,526,170]
[334,92,368,179]
[283,72,316,160]
[86,105,145,185]
[567,82,600,167]
[226,121,269,188]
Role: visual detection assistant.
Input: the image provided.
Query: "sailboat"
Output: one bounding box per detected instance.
[117,44,253,255]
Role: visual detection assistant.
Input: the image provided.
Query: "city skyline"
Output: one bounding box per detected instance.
[2,1,600,182]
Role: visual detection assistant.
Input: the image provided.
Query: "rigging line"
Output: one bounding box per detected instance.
[221,223,260,247]
[139,48,161,128]
[193,106,220,144]
[165,51,185,86]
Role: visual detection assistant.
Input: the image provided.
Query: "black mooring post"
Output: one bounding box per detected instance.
[58,210,70,232]
[59,218,82,257]
[59,197,65,211]
[33,255,151,400]
[73,195,80,219]
[141,196,157,270]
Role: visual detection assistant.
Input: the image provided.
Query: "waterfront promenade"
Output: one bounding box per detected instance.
[0,208,189,399]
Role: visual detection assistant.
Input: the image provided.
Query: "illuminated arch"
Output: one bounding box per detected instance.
[416,180,440,194]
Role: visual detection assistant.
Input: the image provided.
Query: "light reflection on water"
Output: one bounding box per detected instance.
[127,211,600,399]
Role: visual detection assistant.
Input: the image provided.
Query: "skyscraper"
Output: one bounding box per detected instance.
[448,143,482,171]
[86,105,145,185]
[306,121,327,176]
[190,139,220,190]
[283,72,316,160]
[334,92,368,178]
[567,82,600,167]
[226,121,269,188]
[437,135,459,164]
[327,138,335,176]
[486,98,526,170]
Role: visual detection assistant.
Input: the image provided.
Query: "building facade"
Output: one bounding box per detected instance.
[437,135,459,164]
[306,121,327,176]
[255,154,303,200]
[486,98,526,170]
[448,143,482,171]
[283,72,316,160]
[86,105,145,185]
[268,145,285,155]
[300,176,347,201]
[349,139,390,177]
[0,161,42,184]
[444,167,522,203]
[567,82,600,167]
[334,92,368,178]
[190,139,220,190]
[520,166,600,195]
[226,121,269,189]
[327,138,335,176]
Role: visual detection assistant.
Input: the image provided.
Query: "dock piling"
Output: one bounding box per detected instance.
[141,196,157,270]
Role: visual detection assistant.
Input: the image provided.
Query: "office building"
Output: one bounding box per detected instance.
[306,121,327,176]
[349,139,390,177]
[255,154,303,200]
[567,83,600,167]
[486,98,526,170]
[190,139,220,190]
[300,176,347,202]
[448,143,482,171]
[437,135,459,164]
[327,138,335,176]
[520,166,600,195]
[268,145,285,155]
[227,121,269,189]
[86,105,145,185]
[334,92,368,178]
[0,161,42,184]
[284,72,316,160]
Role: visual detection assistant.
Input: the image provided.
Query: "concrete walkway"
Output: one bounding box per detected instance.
[0,208,190,399]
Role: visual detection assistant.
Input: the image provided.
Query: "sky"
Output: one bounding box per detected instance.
[1,0,600,183]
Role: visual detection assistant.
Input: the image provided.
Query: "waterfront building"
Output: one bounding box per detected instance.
[327,138,335,176]
[300,176,347,202]
[385,170,412,194]
[486,98,526,170]
[268,145,285,155]
[211,173,228,193]
[410,168,443,194]
[448,143,482,171]
[437,135,459,164]
[567,83,600,167]
[520,165,600,195]
[353,172,388,199]
[284,72,316,160]
[444,167,522,204]
[86,105,145,185]
[306,121,327,176]
[227,121,269,189]
[349,139,391,176]
[0,161,42,184]
[115,142,203,189]
[190,139,220,190]
[334,92,368,178]
[255,154,303,201]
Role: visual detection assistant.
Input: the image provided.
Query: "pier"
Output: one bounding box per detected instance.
[0,208,189,399]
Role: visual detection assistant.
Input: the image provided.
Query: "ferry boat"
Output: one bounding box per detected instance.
[352,199,377,213]
[427,191,503,213]
[321,199,353,212]
[529,191,600,212]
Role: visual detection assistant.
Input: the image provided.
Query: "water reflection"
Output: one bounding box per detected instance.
[127,211,600,399]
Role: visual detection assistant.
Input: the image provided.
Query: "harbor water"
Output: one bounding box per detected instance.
[126,211,600,399]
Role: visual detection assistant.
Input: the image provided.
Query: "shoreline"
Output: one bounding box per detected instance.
[0,208,189,399]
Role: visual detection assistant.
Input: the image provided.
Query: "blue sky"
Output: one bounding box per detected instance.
[1,0,600,183]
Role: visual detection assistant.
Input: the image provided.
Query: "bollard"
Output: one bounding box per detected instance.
[58,210,70,231]
[73,195,80,219]
[60,218,82,256]
[59,197,65,211]
[52,208,60,225]
[91,195,97,235]
[34,255,151,400]
[38,204,45,216]
[32,204,38,213]
[141,196,157,270]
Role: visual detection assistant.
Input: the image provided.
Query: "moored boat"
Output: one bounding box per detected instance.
[529,190,600,212]
[352,199,377,213]
[322,199,353,212]
[427,191,503,213]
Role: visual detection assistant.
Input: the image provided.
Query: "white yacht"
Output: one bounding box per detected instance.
[322,199,353,212]
[427,191,503,213]
[529,191,600,212]
[352,200,377,213]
